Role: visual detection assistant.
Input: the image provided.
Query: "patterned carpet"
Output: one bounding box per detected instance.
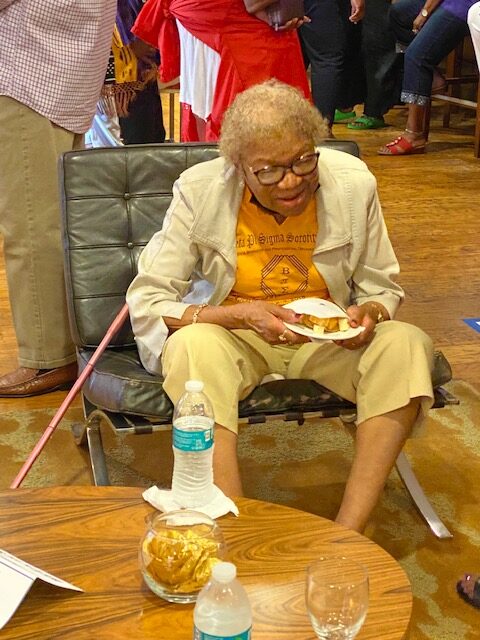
[1,379,479,639]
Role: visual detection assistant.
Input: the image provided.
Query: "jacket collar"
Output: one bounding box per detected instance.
[188,150,351,257]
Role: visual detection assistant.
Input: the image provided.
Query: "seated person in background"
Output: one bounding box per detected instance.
[131,0,310,141]
[126,80,435,534]
[378,0,475,155]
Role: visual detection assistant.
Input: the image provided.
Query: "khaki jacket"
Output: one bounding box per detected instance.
[126,148,404,374]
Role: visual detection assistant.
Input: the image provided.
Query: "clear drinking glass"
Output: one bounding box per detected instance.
[305,556,369,640]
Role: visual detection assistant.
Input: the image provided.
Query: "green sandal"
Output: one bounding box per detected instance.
[347,115,388,130]
[333,109,356,124]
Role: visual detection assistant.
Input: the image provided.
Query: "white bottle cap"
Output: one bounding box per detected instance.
[185,380,204,393]
[212,562,236,583]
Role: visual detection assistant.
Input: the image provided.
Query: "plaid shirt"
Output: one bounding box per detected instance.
[0,0,117,133]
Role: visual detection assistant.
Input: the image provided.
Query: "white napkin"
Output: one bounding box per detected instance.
[142,485,239,519]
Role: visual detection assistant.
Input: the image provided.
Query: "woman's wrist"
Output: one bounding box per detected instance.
[362,301,390,324]
[187,302,248,330]
[191,303,208,324]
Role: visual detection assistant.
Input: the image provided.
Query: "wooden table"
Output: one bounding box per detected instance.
[0,487,411,639]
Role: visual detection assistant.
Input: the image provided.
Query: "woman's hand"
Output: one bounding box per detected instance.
[252,8,270,23]
[349,0,365,23]
[233,301,310,344]
[333,302,388,350]
[253,10,310,30]
[412,12,428,33]
[411,0,443,33]
[174,302,308,343]
[130,38,157,63]
[275,15,311,31]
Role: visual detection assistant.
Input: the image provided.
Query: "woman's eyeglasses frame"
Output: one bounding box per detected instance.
[248,151,320,186]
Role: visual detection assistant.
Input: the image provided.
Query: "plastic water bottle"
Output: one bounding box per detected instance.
[193,562,252,640]
[171,380,216,508]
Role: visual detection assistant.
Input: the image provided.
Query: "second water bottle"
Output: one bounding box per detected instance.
[193,561,252,640]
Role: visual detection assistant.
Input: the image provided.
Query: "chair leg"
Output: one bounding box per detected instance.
[442,45,462,128]
[423,99,432,141]
[395,451,453,539]
[73,407,111,485]
[71,420,88,447]
[85,414,111,486]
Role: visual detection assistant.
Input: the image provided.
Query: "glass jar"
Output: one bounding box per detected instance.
[139,509,227,603]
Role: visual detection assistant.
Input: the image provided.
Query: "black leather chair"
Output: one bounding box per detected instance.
[60,141,457,538]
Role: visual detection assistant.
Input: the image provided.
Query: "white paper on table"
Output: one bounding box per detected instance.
[0,548,82,629]
[143,484,239,519]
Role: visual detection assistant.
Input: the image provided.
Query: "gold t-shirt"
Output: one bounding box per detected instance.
[223,187,330,306]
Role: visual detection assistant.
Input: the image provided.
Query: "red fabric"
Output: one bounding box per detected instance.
[180,103,200,142]
[133,0,311,141]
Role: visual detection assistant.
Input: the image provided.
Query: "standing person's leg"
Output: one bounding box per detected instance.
[299,0,347,127]
[348,0,401,128]
[337,8,366,114]
[0,97,80,395]
[379,7,469,155]
[288,321,434,532]
[119,80,166,144]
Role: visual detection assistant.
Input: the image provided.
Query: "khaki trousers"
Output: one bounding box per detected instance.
[0,97,83,368]
[161,320,435,433]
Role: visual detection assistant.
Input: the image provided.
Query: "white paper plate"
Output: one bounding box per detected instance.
[283,298,364,341]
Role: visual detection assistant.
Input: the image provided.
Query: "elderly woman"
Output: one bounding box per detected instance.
[127,80,434,533]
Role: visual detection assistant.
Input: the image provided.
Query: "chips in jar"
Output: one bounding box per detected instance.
[143,525,222,593]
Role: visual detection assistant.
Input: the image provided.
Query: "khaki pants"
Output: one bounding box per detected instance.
[0,97,83,368]
[161,320,435,433]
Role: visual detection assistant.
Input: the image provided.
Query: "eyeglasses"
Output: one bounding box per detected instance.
[249,152,319,186]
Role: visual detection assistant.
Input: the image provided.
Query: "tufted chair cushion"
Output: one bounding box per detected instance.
[60,143,220,349]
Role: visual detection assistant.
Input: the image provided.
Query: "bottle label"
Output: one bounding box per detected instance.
[172,416,214,451]
[193,626,251,640]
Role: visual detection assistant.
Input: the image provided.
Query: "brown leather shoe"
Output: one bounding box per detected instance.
[0,363,78,398]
